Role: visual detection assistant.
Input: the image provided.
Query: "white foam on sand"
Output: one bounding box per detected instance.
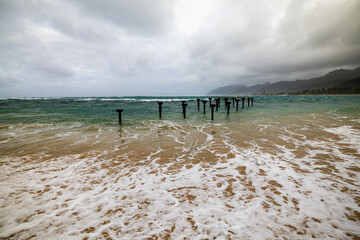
[0,121,359,239]
[324,125,360,150]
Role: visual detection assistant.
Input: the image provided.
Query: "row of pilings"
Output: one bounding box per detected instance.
[116,97,254,124]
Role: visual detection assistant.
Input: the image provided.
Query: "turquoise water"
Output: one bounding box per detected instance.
[1,95,359,126]
[0,95,359,239]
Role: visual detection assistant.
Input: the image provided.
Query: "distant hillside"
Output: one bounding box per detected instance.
[208,67,360,95]
[208,83,270,95]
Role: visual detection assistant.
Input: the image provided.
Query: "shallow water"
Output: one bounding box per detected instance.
[0,96,359,239]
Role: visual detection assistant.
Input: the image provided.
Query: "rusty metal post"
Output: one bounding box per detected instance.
[158,101,163,119]
[196,98,200,111]
[202,100,208,114]
[116,109,123,124]
[224,98,228,108]
[215,98,219,111]
[236,99,240,111]
[181,101,187,119]
[210,104,215,120]
[226,102,231,115]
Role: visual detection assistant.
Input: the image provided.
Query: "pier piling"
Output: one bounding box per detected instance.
[181,101,187,119]
[116,97,254,124]
[202,100,208,114]
[157,101,163,119]
[210,104,215,120]
[236,99,240,111]
[226,102,231,115]
[224,98,228,108]
[196,98,200,111]
[116,109,123,124]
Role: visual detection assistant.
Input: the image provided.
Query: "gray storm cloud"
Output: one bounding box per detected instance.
[0,0,359,97]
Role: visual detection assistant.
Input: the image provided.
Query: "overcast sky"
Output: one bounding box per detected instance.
[0,0,359,97]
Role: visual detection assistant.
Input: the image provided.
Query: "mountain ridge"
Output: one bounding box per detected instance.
[207,67,360,95]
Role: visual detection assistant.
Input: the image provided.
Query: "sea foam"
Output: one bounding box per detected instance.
[0,117,359,239]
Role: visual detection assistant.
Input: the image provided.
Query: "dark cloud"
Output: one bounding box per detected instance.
[185,0,360,85]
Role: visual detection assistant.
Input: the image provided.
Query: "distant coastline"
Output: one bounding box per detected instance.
[208,67,360,96]
[255,87,360,96]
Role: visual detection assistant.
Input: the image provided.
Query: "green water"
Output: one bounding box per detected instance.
[0,96,359,127]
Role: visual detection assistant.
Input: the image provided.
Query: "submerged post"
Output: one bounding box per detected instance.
[116,109,123,124]
[208,97,212,107]
[236,99,240,111]
[242,97,245,109]
[215,98,220,111]
[158,101,163,119]
[196,98,200,111]
[251,97,254,106]
[232,98,235,107]
[202,100,208,114]
[247,97,250,107]
[226,102,231,115]
[224,98,228,108]
[210,104,215,120]
[181,101,187,119]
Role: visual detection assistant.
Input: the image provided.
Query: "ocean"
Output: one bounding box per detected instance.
[0,96,359,239]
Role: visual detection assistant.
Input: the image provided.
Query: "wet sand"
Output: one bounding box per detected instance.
[0,112,359,239]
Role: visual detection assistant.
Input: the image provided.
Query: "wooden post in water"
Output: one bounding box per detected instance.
[208,97,212,107]
[196,98,200,111]
[202,100,208,114]
[157,101,163,119]
[226,102,231,115]
[232,98,235,107]
[116,109,123,124]
[224,98,228,108]
[215,98,220,111]
[247,97,250,107]
[251,97,254,106]
[181,101,187,119]
[242,97,245,109]
[210,104,215,120]
[236,99,240,111]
